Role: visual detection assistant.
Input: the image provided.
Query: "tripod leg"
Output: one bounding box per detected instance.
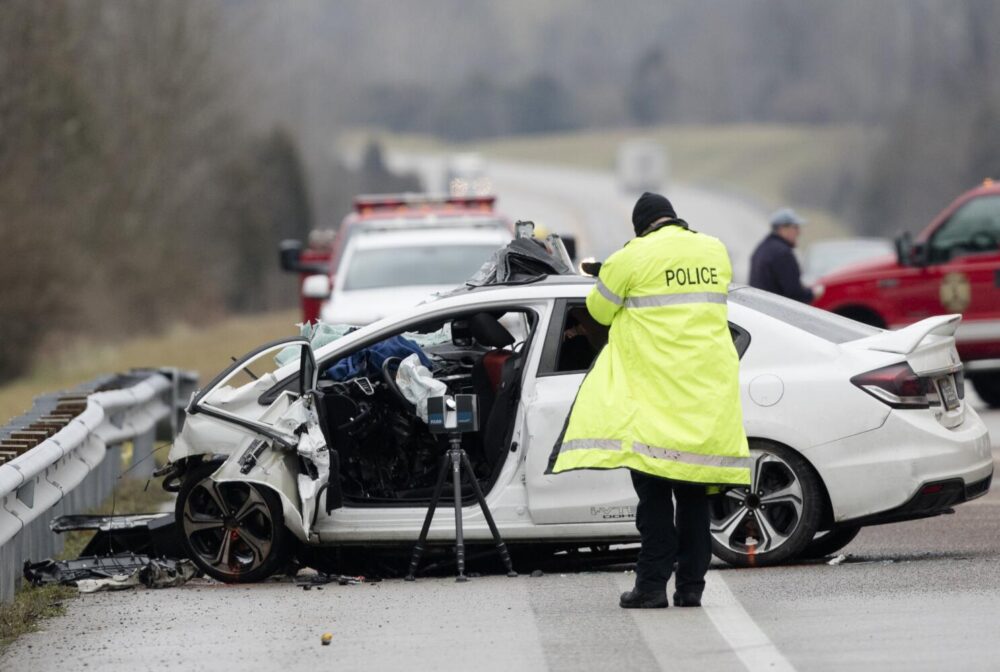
[451,446,467,582]
[405,451,451,581]
[460,450,517,577]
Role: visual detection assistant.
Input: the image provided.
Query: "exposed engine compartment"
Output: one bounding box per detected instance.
[318,376,445,501]
[314,336,508,503]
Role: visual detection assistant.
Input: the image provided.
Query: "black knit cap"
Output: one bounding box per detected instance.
[632,192,677,236]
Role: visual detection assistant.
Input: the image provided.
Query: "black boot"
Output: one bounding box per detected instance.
[619,589,668,609]
[672,591,702,607]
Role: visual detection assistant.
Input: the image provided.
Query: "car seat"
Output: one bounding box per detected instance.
[468,313,523,481]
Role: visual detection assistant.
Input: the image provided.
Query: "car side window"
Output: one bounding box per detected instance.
[730,323,751,359]
[556,305,608,373]
[538,300,607,376]
[929,195,1000,263]
[539,300,751,376]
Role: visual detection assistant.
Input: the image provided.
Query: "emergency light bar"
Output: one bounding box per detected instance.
[357,217,507,233]
[353,193,496,215]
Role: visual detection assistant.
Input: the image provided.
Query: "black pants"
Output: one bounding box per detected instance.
[630,470,712,596]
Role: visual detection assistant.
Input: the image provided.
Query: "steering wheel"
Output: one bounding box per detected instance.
[381,357,415,410]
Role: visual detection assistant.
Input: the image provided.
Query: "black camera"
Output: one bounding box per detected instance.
[426,394,479,434]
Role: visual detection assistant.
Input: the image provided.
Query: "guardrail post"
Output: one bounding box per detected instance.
[128,428,156,480]
[0,531,20,603]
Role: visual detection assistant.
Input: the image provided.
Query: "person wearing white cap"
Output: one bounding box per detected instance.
[748,207,814,302]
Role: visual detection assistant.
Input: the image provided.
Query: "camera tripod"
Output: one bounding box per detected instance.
[405,432,517,582]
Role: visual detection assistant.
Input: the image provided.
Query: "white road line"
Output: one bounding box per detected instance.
[703,571,797,672]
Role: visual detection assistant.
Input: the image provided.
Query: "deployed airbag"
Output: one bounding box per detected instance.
[396,353,448,422]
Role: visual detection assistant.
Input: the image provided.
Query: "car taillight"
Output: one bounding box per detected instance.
[851,362,930,409]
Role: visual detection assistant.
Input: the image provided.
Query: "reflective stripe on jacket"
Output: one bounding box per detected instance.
[547,224,751,486]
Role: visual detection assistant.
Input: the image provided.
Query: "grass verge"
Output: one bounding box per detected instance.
[0,309,299,425]
[0,585,76,651]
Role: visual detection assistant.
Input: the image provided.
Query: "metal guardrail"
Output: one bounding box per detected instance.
[0,368,197,603]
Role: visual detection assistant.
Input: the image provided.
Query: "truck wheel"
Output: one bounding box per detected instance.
[176,460,289,583]
[971,373,1000,409]
[710,441,824,567]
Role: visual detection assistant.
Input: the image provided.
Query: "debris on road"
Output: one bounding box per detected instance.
[321,633,333,646]
[49,512,184,558]
[296,572,367,589]
[23,554,198,593]
[827,554,848,566]
[530,569,544,577]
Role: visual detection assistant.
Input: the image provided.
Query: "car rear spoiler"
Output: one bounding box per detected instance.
[845,314,962,355]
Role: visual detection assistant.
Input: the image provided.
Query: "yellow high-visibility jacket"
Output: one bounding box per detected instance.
[547,224,751,485]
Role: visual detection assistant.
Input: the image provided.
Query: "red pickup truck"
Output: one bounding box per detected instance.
[812,180,1000,407]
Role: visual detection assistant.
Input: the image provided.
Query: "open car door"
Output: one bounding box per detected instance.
[187,337,318,447]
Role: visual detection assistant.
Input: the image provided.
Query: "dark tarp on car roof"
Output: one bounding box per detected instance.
[467,238,574,286]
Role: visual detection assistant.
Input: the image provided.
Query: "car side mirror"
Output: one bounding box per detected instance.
[279,239,304,272]
[894,232,927,267]
[280,239,328,274]
[302,274,331,299]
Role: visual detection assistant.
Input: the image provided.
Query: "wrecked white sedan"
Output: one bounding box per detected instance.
[164,277,993,582]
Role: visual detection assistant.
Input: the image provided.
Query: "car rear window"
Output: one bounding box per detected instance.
[730,286,880,344]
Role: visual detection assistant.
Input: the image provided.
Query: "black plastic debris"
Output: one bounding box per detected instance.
[49,513,184,558]
[295,572,367,589]
[467,237,574,287]
[24,554,198,593]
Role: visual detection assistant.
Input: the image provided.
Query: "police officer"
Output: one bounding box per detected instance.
[749,207,814,302]
[547,192,751,609]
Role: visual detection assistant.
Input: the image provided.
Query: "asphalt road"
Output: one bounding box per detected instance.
[4,443,998,672]
[3,161,999,672]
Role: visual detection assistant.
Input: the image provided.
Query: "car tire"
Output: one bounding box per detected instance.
[971,373,1000,409]
[710,441,824,567]
[176,460,289,583]
[799,526,862,559]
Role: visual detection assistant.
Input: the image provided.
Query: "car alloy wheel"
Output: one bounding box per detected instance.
[710,441,823,567]
[176,461,289,583]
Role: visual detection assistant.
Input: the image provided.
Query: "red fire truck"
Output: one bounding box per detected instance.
[279,193,512,324]
[812,180,1000,406]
